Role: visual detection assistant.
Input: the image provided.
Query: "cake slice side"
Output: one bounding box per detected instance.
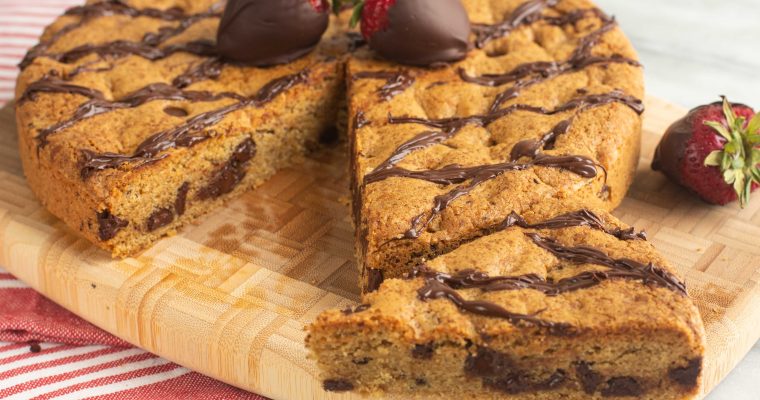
[15,1,352,257]
[307,206,705,399]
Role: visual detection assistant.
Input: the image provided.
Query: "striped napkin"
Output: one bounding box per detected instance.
[0,1,266,398]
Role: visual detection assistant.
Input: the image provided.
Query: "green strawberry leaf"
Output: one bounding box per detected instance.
[751,166,760,183]
[721,153,732,171]
[750,167,760,183]
[733,172,746,202]
[349,1,364,27]
[752,148,760,166]
[704,150,723,166]
[742,178,753,207]
[748,111,760,135]
[724,169,737,184]
[722,96,737,128]
[707,97,759,208]
[705,120,732,141]
[332,0,343,14]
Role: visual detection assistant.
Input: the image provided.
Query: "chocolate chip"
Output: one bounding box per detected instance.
[365,269,384,292]
[601,377,643,397]
[412,343,434,359]
[197,138,256,200]
[669,357,702,388]
[415,378,427,386]
[352,357,371,365]
[146,207,174,231]
[465,347,514,377]
[575,361,603,394]
[341,304,371,315]
[163,106,188,117]
[466,348,567,394]
[96,209,128,241]
[175,182,189,216]
[323,379,353,392]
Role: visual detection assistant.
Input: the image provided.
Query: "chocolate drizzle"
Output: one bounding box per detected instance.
[36,83,244,147]
[20,2,220,70]
[472,0,558,49]
[370,90,643,179]
[405,227,682,329]
[417,278,574,335]
[526,233,687,295]
[172,58,223,88]
[352,71,415,101]
[466,13,642,112]
[18,77,105,105]
[494,209,647,241]
[78,70,307,179]
[365,154,599,239]
[50,39,217,67]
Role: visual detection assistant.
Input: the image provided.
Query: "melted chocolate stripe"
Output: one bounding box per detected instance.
[50,39,216,66]
[425,209,645,262]
[468,13,643,112]
[366,153,600,239]
[526,233,687,295]
[352,71,415,101]
[20,2,220,69]
[495,209,647,241]
[472,0,559,49]
[367,91,642,239]
[417,278,574,335]
[17,77,105,104]
[79,70,308,179]
[37,84,244,147]
[371,91,641,181]
[393,91,640,153]
[472,3,612,49]
[172,57,223,88]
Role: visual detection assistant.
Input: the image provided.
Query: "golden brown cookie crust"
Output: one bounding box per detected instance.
[348,0,645,290]
[16,1,350,257]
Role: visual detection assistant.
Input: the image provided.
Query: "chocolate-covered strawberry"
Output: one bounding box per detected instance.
[653,97,760,207]
[217,0,329,66]
[335,0,470,66]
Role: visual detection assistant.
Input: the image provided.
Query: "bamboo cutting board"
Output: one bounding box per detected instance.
[1,97,759,399]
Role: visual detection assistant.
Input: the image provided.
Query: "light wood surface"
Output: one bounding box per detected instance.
[1,97,759,399]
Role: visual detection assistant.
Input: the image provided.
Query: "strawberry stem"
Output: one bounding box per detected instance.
[332,0,365,28]
[704,97,760,208]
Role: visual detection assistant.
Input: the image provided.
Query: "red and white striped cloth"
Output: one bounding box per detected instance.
[0,267,266,399]
[0,0,267,398]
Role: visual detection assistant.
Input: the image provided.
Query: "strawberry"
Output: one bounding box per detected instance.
[309,0,330,12]
[333,0,470,66]
[652,97,760,207]
[217,0,329,66]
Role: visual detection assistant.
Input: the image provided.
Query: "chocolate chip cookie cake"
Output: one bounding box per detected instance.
[15,0,706,399]
[309,0,703,398]
[15,0,348,257]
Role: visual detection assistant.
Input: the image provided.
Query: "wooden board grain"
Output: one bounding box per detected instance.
[0,97,758,399]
